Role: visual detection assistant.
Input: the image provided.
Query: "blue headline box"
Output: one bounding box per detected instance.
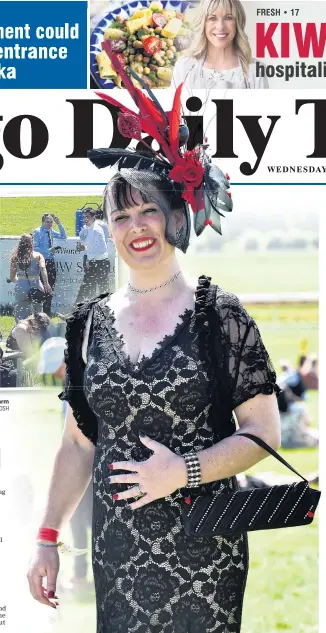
[0,1,87,88]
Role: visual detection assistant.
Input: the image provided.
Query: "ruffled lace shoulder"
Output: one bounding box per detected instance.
[58,295,109,445]
[212,284,280,409]
[194,276,280,417]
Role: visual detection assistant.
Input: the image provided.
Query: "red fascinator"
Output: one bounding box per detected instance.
[88,40,233,242]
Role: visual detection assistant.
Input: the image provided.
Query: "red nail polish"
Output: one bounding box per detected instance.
[185,496,191,505]
[108,464,114,470]
[307,511,314,518]
[113,493,119,500]
[48,591,55,599]
[225,173,230,180]
[227,192,232,198]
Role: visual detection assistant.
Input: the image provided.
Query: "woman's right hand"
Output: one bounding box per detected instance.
[44,282,53,295]
[27,544,60,608]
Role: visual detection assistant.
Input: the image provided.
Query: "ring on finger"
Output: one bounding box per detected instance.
[135,485,146,498]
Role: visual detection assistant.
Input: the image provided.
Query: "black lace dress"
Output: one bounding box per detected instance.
[59,276,279,633]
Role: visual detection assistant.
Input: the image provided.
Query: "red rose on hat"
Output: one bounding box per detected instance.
[169,154,204,188]
[169,153,204,213]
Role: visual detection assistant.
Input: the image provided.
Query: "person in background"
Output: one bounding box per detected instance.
[3,313,51,387]
[10,234,52,322]
[297,354,319,390]
[6,313,52,358]
[300,355,319,391]
[33,214,67,316]
[75,208,112,304]
[0,345,21,388]
[80,208,107,274]
[277,360,318,449]
[278,358,307,400]
[95,208,104,221]
[37,337,94,597]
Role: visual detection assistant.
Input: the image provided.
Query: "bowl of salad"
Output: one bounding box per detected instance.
[90,0,194,89]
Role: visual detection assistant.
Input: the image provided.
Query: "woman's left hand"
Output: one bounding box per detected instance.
[106,433,188,510]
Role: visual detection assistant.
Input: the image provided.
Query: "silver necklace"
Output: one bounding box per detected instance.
[128,271,181,294]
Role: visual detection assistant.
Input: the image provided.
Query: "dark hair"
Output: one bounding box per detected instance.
[42,213,53,222]
[24,312,51,333]
[298,355,307,368]
[11,234,34,271]
[103,171,185,221]
[83,208,96,217]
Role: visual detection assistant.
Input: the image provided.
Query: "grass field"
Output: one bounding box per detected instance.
[180,251,318,294]
[0,196,102,237]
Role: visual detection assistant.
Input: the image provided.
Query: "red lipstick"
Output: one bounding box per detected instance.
[130,237,156,252]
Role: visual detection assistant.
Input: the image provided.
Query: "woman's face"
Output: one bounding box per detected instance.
[205,7,237,50]
[108,186,178,271]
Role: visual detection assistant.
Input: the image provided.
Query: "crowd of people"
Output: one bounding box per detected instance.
[0,208,113,387]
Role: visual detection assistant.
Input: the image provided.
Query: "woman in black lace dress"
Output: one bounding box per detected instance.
[27,60,280,633]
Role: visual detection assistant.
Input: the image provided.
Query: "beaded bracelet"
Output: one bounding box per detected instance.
[184,452,201,487]
[37,541,88,556]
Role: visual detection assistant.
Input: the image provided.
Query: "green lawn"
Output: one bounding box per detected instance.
[181,250,318,294]
[248,304,318,370]
[0,196,102,237]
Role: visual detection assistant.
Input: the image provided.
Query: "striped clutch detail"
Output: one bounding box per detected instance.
[182,433,321,536]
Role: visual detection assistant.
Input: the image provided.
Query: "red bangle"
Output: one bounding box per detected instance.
[37,528,59,543]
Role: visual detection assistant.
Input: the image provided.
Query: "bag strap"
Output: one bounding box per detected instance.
[23,266,32,288]
[237,432,308,483]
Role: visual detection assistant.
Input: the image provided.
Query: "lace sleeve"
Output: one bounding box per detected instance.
[217,293,281,411]
[58,298,101,446]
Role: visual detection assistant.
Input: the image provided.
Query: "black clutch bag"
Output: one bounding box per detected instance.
[24,268,46,303]
[28,287,47,303]
[182,433,321,536]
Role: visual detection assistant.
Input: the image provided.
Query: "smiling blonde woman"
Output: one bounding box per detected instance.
[172,0,269,89]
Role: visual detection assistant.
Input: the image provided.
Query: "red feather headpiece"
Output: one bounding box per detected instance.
[88,40,233,237]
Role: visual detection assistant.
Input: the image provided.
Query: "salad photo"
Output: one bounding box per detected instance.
[91,1,194,89]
